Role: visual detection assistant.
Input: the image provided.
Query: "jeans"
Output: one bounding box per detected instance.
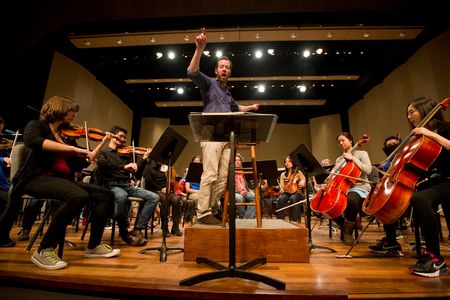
[235,191,256,219]
[109,183,159,233]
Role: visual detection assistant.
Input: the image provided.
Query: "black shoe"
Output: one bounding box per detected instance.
[17,229,30,241]
[197,214,221,225]
[410,251,449,277]
[171,228,183,236]
[369,237,403,255]
[164,228,171,237]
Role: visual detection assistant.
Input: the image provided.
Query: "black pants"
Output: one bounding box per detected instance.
[157,191,181,230]
[18,176,113,250]
[411,182,450,257]
[343,191,364,223]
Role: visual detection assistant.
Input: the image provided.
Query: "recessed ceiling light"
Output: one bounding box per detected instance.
[255,33,261,39]
[83,40,91,46]
[116,39,123,45]
[290,33,297,39]
[399,32,406,38]
[150,37,156,43]
[267,49,274,55]
[219,34,225,40]
[327,32,333,38]
[363,32,370,38]
[183,35,189,41]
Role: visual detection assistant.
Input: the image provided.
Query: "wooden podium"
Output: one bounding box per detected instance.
[180,112,287,290]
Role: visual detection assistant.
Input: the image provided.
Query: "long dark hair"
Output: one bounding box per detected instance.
[407,97,445,130]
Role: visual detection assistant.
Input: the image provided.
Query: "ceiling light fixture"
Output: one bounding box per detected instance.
[363,32,370,38]
[303,50,311,58]
[399,32,406,38]
[215,50,223,58]
[299,85,307,93]
[316,48,323,55]
[116,39,123,45]
[203,50,210,56]
[255,33,261,39]
[258,85,265,93]
[150,37,156,43]
[255,50,263,59]
[156,52,163,59]
[267,49,274,55]
[326,32,333,38]
[177,87,184,94]
[183,35,189,41]
[219,34,225,40]
[168,51,175,59]
[290,33,297,39]
[83,40,91,46]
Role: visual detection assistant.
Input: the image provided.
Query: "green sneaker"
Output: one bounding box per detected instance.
[84,243,121,258]
[31,248,68,270]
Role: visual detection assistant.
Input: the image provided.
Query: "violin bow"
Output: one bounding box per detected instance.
[84,120,90,151]
[131,140,136,164]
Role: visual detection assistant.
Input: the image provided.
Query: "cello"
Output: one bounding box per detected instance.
[362,97,450,224]
[310,134,371,219]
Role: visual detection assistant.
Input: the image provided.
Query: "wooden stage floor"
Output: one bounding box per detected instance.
[0,216,449,300]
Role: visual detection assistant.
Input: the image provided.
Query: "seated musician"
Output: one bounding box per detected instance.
[368,134,404,257]
[332,132,372,246]
[276,155,306,222]
[96,126,159,246]
[374,97,450,277]
[184,155,202,206]
[312,158,332,192]
[261,179,280,218]
[141,158,183,237]
[0,117,12,246]
[0,96,120,269]
[234,153,256,219]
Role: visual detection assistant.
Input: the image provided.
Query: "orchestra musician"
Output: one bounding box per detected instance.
[368,134,404,257]
[0,96,120,269]
[374,97,450,277]
[276,156,306,223]
[332,132,373,246]
[96,125,159,246]
[0,117,11,235]
[142,158,183,237]
[187,28,259,225]
[234,153,256,219]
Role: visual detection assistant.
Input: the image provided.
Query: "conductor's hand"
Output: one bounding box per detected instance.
[195,28,207,51]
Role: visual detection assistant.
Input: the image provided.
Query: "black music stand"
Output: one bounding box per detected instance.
[179,112,285,290]
[139,126,188,262]
[185,162,203,183]
[290,143,336,253]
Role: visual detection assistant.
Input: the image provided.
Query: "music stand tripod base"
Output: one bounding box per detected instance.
[179,256,286,290]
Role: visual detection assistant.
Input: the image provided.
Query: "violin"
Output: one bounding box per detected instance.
[282,168,301,194]
[363,97,450,224]
[117,146,149,156]
[59,124,123,142]
[310,134,371,219]
[0,137,13,150]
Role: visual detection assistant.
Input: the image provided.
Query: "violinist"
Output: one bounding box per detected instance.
[276,156,306,222]
[96,125,159,246]
[390,97,449,277]
[261,179,280,218]
[332,132,372,246]
[0,96,120,268]
[142,158,183,237]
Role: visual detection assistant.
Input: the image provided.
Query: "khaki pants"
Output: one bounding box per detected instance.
[197,142,230,219]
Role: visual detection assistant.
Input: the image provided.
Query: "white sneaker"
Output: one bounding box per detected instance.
[84,243,121,258]
[31,248,68,270]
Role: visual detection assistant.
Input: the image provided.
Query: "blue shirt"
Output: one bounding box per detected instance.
[187,70,240,113]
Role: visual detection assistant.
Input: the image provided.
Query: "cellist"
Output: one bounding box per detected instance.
[332,132,373,246]
[373,97,450,277]
[276,156,306,222]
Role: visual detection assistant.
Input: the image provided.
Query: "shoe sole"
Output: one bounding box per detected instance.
[84,249,121,258]
[411,267,449,278]
[31,256,68,270]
